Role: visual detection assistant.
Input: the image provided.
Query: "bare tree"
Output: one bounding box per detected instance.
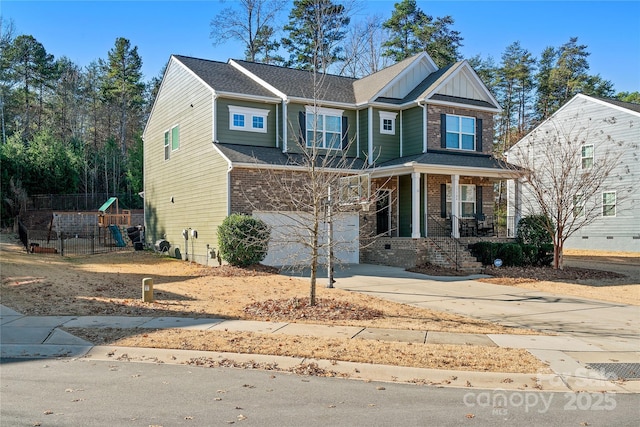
[339,14,390,77]
[210,0,286,62]
[507,106,632,269]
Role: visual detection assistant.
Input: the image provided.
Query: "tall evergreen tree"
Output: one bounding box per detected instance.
[281,0,350,72]
[381,0,462,67]
[102,37,145,155]
[5,35,56,142]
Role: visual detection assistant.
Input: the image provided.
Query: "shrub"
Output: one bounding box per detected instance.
[496,243,524,267]
[217,214,270,267]
[470,241,498,266]
[537,244,554,266]
[516,215,553,247]
[521,244,538,266]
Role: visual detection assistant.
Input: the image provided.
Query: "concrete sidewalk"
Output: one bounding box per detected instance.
[1,303,638,393]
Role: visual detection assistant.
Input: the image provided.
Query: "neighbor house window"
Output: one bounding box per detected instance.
[446,184,476,218]
[306,106,343,150]
[379,111,397,135]
[602,191,616,217]
[164,125,179,160]
[446,114,476,150]
[229,106,269,133]
[582,144,594,169]
[573,194,584,217]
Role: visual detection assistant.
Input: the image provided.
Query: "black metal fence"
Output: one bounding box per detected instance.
[26,226,134,256]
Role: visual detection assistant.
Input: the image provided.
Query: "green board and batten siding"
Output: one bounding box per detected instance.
[144,58,229,262]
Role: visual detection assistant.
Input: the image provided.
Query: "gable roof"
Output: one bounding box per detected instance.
[173,55,277,99]
[232,59,358,104]
[170,52,500,111]
[590,96,640,115]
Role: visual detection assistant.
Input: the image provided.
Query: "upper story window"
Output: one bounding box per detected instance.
[445,114,476,150]
[229,105,269,133]
[305,106,343,150]
[164,125,179,160]
[602,191,616,217]
[379,111,398,135]
[581,144,594,169]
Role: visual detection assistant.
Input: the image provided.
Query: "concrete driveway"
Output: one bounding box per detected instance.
[290,264,639,353]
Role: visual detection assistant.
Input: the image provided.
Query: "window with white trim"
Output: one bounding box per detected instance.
[229,106,269,133]
[305,106,343,150]
[164,125,179,160]
[602,191,616,217]
[581,144,594,169]
[446,114,475,150]
[379,111,397,135]
[446,184,476,218]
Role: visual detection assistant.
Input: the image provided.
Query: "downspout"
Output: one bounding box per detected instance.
[282,99,289,153]
[356,109,360,158]
[212,92,218,142]
[417,100,427,153]
[368,106,373,165]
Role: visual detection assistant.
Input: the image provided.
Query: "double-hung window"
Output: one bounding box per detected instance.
[445,114,476,150]
[446,184,476,218]
[581,144,594,169]
[229,106,269,133]
[305,106,343,150]
[164,125,179,160]
[602,191,616,217]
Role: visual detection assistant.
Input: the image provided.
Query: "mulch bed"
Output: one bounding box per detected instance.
[244,297,383,321]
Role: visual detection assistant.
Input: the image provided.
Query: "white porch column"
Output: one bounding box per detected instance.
[411,172,421,238]
[423,173,428,237]
[451,174,460,238]
[513,179,522,238]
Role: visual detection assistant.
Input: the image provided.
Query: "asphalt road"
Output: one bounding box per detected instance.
[1,358,638,427]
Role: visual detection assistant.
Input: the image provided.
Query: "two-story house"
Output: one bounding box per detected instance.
[508,94,640,253]
[143,52,515,268]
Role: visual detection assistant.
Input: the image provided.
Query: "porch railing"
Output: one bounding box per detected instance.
[426,214,460,270]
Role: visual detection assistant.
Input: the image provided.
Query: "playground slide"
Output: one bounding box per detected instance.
[108,225,127,247]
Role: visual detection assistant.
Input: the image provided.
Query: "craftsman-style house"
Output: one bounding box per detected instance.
[143,52,516,269]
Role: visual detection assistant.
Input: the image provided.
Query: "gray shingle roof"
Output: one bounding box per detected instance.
[214,142,367,170]
[173,55,277,99]
[233,60,358,104]
[377,149,513,171]
[593,96,640,114]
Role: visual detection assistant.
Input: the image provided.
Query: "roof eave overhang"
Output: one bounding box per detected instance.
[287,96,356,110]
[216,91,281,104]
[230,162,364,174]
[370,162,519,179]
[424,98,501,113]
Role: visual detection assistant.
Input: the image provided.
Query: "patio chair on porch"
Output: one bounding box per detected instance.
[476,214,494,236]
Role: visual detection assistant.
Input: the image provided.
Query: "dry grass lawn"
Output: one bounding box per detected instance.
[5,235,636,374]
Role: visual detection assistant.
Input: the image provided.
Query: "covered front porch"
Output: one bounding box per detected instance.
[360,159,519,270]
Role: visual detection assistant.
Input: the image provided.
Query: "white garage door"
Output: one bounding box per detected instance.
[254,211,359,267]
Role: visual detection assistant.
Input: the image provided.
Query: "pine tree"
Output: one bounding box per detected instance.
[281,0,350,72]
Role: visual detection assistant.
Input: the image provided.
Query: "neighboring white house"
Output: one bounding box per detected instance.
[507,94,640,253]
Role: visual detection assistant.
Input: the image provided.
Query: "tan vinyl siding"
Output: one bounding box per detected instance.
[402,106,424,156]
[144,58,229,264]
[216,98,277,147]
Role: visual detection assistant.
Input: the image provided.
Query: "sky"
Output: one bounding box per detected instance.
[2,0,639,93]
